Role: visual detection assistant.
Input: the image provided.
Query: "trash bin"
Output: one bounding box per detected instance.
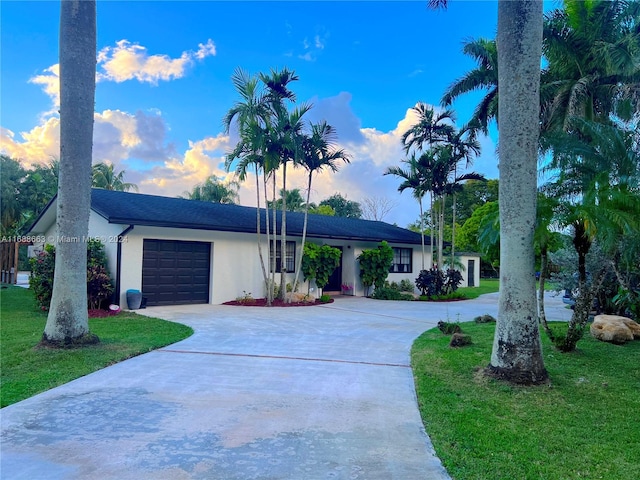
[126,289,142,310]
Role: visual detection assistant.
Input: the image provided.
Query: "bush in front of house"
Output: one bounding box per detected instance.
[372,287,414,301]
[29,239,113,311]
[415,267,463,298]
[358,241,394,296]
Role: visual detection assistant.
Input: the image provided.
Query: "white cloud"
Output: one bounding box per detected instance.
[28,64,60,109]
[97,38,216,84]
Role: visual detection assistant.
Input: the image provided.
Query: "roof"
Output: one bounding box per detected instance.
[31,189,430,245]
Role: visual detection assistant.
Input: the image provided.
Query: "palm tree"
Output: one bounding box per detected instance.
[401,102,455,154]
[182,176,240,204]
[441,38,499,133]
[385,153,431,269]
[291,121,350,294]
[92,162,138,192]
[489,1,548,383]
[543,119,640,351]
[44,0,98,346]
[224,68,273,303]
[540,0,640,133]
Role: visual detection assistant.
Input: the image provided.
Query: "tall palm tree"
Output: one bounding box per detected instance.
[540,0,640,133]
[44,0,98,346]
[224,68,273,303]
[490,0,548,383]
[92,162,138,192]
[291,121,350,293]
[441,38,499,133]
[401,102,455,154]
[543,118,640,351]
[385,153,431,269]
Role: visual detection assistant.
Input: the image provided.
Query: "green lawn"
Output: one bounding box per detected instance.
[412,321,640,480]
[458,278,500,299]
[0,286,193,407]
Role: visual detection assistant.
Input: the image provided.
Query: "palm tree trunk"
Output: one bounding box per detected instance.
[43,0,98,346]
[292,173,313,294]
[280,162,287,301]
[451,192,456,268]
[487,0,547,384]
[271,174,277,300]
[430,193,435,268]
[254,164,270,304]
[419,197,425,270]
[438,195,445,268]
[537,247,555,342]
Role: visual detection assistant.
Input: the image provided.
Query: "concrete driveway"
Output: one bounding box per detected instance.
[1,293,570,479]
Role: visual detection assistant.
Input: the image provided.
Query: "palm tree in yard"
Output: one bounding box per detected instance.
[291,121,350,294]
[441,37,499,133]
[385,153,432,270]
[430,0,548,383]
[224,68,274,303]
[44,0,98,346]
[401,102,455,153]
[540,0,640,133]
[92,162,138,192]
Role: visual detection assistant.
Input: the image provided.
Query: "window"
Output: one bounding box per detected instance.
[390,247,412,273]
[270,240,296,273]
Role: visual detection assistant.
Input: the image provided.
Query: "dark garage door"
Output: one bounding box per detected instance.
[142,239,211,306]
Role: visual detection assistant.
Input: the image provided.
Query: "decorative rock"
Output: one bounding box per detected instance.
[449,333,472,348]
[590,314,640,344]
[284,292,315,303]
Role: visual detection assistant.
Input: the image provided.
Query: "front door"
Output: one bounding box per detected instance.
[323,246,343,292]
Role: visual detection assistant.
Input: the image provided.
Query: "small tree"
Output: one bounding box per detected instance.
[357,241,394,295]
[301,243,341,294]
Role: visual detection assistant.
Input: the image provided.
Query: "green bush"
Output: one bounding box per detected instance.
[372,287,414,301]
[301,243,341,290]
[29,240,113,311]
[415,268,463,297]
[358,241,394,295]
[399,279,414,292]
[319,294,332,303]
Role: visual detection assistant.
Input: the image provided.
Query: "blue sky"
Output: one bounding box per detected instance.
[2,1,506,227]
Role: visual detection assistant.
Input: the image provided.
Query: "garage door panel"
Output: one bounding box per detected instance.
[142,239,211,306]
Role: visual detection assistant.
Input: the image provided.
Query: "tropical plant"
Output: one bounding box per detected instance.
[182,175,240,204]
[441,37,499,133]
[92,162,138,192]
[357,241,394,295]
[291,122,350,296]
[300,243,341,294]
[44,0,99,346]
[318,193,362,218]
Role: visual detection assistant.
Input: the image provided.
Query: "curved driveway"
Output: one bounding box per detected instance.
[1,293,570,479]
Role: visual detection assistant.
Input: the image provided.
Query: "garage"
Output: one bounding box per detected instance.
[142,239,211,306]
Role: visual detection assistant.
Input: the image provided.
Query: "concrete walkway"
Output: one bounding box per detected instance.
[1,293,570,479]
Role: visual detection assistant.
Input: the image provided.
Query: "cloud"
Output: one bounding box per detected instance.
[298,30,329,62]
[304,92,365,145]
[97,38,216,84]
[28,39,216,109]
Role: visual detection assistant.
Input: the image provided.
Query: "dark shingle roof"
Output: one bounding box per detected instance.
[91,189,428,245]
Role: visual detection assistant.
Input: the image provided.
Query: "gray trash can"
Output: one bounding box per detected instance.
[126,289,142,310]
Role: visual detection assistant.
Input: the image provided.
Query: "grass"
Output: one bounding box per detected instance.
[411,321,640,480]
[458,278,500,299]
[0,285,193,407]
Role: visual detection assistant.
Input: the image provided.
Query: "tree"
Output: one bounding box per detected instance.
[43,0,98,346]
[291,121,350,296]
[401,102,455,153]
[267,188,306,212]
[0,156,26,234]
[319,193,362,218]
[488,1,548,384]
[309,204,335,216]
[182,175,240,204]
[441,37,499,133]
[360,196,397,222]
[357,241,394,296]
[92,162,138,192]
[540,0,640,133]
[300,243,342,294]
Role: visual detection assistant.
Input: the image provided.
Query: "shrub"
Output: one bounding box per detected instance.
[358,241,394,295]
[29,244,56,310]
[372,287,414,301]
[415,268,463,298]
[29,240,113,311]
[235,291,255,305]
[399,279,414,292]
[319,294,332,303]
[474,314,497,323]
[301,243,341,290]
[437,321,462,334]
